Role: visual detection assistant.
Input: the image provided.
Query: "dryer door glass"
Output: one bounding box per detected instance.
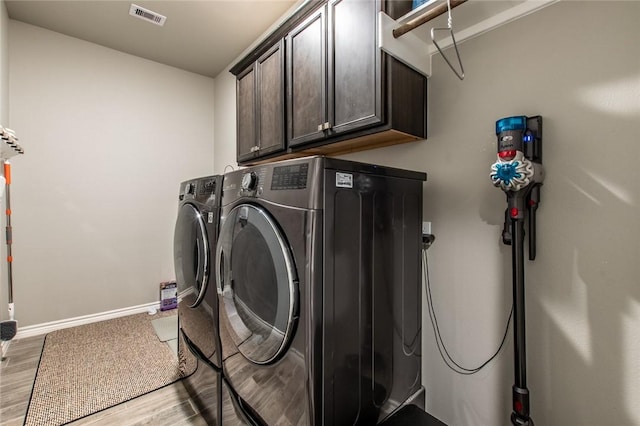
[174,203,209,307]
[216,204,298,365]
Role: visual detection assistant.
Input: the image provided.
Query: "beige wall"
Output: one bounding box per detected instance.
[9,21,215,326]
[214,2,640,425]
[0,0,8,125]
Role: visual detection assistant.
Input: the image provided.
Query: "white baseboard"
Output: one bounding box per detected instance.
[14,301,163,340]
[12,288,192,340]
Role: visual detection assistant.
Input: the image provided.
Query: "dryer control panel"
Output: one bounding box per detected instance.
[241,172,258,191]
[222,158,321,210]
[271,163,309,190]
[239,168,267,197]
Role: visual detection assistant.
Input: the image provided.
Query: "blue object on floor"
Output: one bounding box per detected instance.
[380,404,447,426]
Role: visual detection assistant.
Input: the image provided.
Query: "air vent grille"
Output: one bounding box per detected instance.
[129,4,166,26]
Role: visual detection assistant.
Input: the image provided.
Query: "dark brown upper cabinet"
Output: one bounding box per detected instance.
[236,65,256,163]
[329,0,383,136]
[231,0,426,165]
[286,5,327,147]
[236,40,285,163]
[287,0,383,148]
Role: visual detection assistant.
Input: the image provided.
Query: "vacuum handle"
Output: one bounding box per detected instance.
[527,185,541,261]
[502,208,512,245]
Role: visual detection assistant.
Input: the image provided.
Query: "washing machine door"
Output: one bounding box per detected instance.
[216,204,298,365]
[174,203,209,307]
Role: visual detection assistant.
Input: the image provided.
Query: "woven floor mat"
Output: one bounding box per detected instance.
[24,311,185,426]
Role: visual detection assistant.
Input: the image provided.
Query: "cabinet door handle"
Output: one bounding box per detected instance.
[322,122,331,130]
[317,124,323,132]
[250,146,260,153]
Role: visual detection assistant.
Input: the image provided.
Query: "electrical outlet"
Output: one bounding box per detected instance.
[421,221,435,249]
[422,221,432,236]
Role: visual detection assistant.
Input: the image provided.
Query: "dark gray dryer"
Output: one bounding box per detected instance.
[216,156,426,425]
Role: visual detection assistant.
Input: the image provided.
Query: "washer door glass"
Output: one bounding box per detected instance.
[216,204,298,365]
[174,203,209,307]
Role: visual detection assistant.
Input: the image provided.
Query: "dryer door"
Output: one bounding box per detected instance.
[174,203,210,307]
[216,204,298,365]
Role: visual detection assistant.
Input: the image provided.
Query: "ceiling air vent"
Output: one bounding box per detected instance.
[129,4,167,26]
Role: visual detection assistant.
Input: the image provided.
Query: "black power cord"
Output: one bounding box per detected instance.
[422,248,513,375]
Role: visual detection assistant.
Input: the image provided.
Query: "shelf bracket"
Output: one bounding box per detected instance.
[378,11,432,77]
[0,126,24,160]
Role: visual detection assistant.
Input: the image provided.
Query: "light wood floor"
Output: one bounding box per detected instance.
[0,335,208,426]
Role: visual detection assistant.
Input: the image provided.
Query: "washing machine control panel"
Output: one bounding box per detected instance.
[181,178,219,202]
[200,179,216,195]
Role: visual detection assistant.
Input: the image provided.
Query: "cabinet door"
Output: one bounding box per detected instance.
[237,65,257,163]
[256,41,285,156]
[287,6,327,147]
[328,0,382,136]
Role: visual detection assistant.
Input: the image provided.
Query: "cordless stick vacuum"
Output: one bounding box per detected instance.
[0,161,16,341]
[490,116,544,426]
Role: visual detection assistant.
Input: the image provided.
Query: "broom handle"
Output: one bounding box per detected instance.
[4,161,12,305]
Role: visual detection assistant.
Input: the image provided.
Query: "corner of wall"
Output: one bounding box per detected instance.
[212,70,237,174]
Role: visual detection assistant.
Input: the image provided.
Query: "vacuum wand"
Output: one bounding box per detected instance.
[490,116,544,426]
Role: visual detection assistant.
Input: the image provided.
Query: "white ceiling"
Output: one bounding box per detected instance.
[5,0,300,78]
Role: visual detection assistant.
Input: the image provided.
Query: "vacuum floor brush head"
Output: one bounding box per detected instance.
[0,320,17,341]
